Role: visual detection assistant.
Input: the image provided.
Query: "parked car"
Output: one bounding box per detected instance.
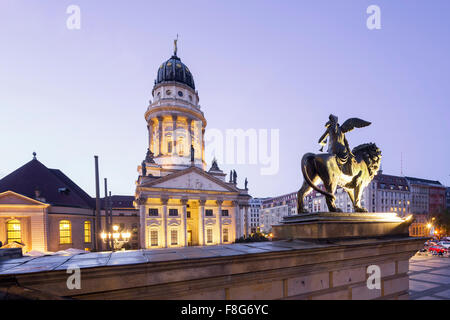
[428,245,447,254]
[437,241,450,249]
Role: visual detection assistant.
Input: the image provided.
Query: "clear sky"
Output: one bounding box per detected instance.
[1,0,449,198]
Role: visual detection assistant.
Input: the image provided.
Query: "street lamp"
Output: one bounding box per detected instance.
[100,224,131,251]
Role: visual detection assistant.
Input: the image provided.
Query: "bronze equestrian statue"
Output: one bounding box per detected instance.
[297,115,382,213]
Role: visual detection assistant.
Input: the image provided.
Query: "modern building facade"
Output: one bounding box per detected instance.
[260,192,297,233]
[135,45,250,249]
[369,173,411,215]
[446,187,450,210]
[248,198,265,234]
[405,176,446,215]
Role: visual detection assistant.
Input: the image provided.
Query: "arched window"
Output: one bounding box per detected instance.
[7,219,21,243]
[84,221,91,243]
[59,220,72,244]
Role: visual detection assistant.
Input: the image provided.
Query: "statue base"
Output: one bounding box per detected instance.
[272,212,414,241]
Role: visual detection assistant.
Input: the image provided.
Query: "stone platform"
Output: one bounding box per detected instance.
[272,212,413,241]
[0,236,425,300]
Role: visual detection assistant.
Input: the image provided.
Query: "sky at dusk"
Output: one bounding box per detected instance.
[1,0,449,198]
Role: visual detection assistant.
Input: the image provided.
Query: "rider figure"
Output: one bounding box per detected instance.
[318,114,353,176]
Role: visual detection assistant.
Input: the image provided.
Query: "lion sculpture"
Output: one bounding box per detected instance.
[297,143,382,213]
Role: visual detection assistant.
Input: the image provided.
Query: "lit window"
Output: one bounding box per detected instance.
[223,228,229,243]
[207,229,213,243]
[84,221,91,243]
[7,219,21,243]
[59,220,72,244]
[150,230,158,247]
[171,230,178,245]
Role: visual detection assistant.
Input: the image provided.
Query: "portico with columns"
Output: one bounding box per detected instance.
[135,42,250,249]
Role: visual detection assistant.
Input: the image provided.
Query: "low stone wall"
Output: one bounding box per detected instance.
[0,236,424,300]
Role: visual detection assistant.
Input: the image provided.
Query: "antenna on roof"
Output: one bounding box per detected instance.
[400,152,403,176]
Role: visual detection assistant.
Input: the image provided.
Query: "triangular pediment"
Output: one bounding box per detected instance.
[141,167,238,193]
[0,191,49,207]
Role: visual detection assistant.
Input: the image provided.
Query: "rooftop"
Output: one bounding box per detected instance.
[405,176,444,188]
[0,158,94,209]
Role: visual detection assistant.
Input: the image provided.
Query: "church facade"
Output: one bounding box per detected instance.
[135,44,250,249]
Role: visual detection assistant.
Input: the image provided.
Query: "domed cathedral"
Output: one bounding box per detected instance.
[135,39,251,249]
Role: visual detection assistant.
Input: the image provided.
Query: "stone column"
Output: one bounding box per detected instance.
[172,115,178,155]
[217,200,223,244]
[201,127,205,165]
[181,199,188,247]
[233,201,240,240]
[187,118,193,157]
[157,116,163,156]
[198,199,206,245]
[137,197,146,249]
[30,211,47,252]
[161,198,168,248]
[148,119,154,153]
[244,205,249,237]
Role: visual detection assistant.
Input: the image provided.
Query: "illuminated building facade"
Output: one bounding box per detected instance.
[0,156,96,253]
[135,45,250,249]
[260,192,297,233]
[0,156,141,253]
[248,198,265,234]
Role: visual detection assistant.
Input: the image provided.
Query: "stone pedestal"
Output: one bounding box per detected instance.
[273,212,413,241]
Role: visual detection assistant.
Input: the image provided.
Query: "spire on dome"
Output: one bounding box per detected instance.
[174,34,179,57]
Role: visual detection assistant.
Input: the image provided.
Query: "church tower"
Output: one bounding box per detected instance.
[135,40,250,250]
[142,39,206,176]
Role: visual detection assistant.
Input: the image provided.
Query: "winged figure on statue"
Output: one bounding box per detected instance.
[297,114,382,214]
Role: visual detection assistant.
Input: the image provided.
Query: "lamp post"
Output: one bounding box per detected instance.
[100,225,131,252]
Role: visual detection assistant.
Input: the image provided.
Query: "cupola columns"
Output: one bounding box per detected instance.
[144,45,206,171]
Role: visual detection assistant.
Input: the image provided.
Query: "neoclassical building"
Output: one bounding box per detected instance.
[0,156,141,253]
[135,44,250,249]
[0,155,96,253]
